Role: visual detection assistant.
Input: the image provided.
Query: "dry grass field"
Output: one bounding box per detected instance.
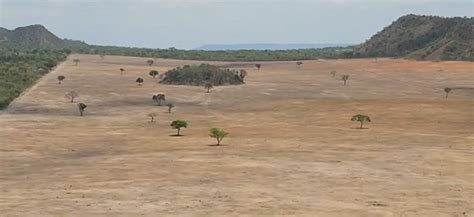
[0,54,472,216]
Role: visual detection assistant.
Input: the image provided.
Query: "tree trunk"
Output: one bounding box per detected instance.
[177,128,180,136]
[344,80,346,86]
[445,92,449,99]
[151,116,154,122]
[359,121,363,129]
[216,138,221,146]
[80,110,83,116]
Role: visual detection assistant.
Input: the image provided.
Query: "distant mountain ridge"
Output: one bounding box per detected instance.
[0,24,87,49]
[355,15,473,60]
[194,43,352,51]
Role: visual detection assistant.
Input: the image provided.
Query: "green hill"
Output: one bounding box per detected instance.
[0,24,87,49]
[354,15,473,61]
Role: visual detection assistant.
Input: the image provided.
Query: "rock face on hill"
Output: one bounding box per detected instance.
[0,24,87,49]
[355,15,473,61]
[160,64,244,86]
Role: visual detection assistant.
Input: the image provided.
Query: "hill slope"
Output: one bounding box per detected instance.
[355,15,473,60]
[0,24,87,49]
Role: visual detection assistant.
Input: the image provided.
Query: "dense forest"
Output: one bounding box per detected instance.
[0,48,69,108]
[160,64,245,86]
[78,45,351,62]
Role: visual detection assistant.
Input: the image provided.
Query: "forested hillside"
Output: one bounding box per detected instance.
[354,15,473,61]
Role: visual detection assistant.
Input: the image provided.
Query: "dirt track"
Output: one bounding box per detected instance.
[0,54,472,216]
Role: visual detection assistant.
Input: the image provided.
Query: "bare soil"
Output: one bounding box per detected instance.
[0,54,472,216]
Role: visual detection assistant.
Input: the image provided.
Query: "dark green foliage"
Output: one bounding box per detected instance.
[73,45,349,62]
[0,48,68,109]
[77,103,87,116]
[351,114,371,129]
[149,70,159,78]
[152,94,166,106]
[146,59,154,66]
[136,77,144,85]
[341,75,349,86]
[170,120,188,136]
[209,128,229,146]
[166,103,175,113]
[444,87,452,99]
[160,64,244,86]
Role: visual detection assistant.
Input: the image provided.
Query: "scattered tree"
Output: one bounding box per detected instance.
[330,70,336,77]
[296,61,303,68]
[209,128,229,146]
[73,59,80,66]
[444,87,452,99]
[170,120,187,136]
[166,103,175,113]
[239,69,248,82]
[146,59,154,66]
[136,77,144,86]
[153,93,166,106]
[147,112,157,122]
[57,75,65,84]
[149,70,159,78]
[205,83,214,93]
[99,54,105,59]
[341,74,349,86]
[120,68,125,75]
[65,91,78,103]
[255,64,261,70]
[351,114,371,129]
[77,103,87,116]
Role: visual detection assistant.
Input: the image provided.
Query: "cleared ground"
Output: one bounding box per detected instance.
[0,54,473,216]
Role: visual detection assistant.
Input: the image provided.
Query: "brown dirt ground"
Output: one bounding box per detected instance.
[0,54,473,217]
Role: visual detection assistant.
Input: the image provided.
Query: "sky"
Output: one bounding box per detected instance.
[0,0,472,49]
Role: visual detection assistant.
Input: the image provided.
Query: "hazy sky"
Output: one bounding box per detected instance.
[0,0,472,49]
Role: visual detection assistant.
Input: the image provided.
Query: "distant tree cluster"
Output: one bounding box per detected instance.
[73,45,349,62]
[160,64,245,86]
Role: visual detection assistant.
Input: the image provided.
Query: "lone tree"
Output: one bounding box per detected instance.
[341,75,349,86]
[146,59,154,67]
[153,93,166,106]
[77,103,87,116]
[351,114,371,129]
[239,69,248,82]
[73,59,80,66]
[209,128,229,146]
[136,77,144,86]
[57,75,65,84]
[255,64,261,70]
[147,113,157,122]
[205,83,213,93]
[296,61,303,68]
[166,103,175,113]
[149,70,159,78]
[330,71,337,77]
[444,87,452,99]
[170,120,187,136]
[120,68,125,75]
[65,91,78,103]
